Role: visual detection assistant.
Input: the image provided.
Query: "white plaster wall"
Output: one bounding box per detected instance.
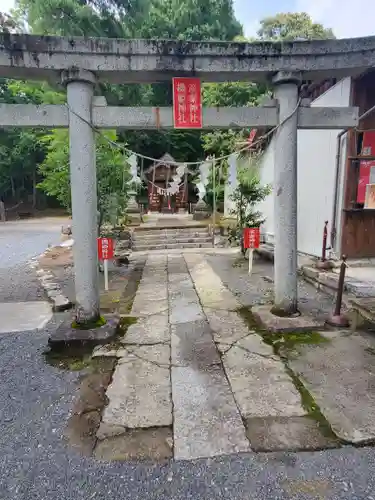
[258,77,351,256]
[258,137,276,244]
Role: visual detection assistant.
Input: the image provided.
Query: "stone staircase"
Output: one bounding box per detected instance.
[131,225,213,252]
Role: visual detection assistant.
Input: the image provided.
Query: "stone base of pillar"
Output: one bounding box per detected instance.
[193,199,211,221]
[252,305,323,332]
[48,314,120,345]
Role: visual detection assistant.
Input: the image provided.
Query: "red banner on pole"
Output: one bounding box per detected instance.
[243,227,260,249]
[172,77,202,129]
[97,237,114,260]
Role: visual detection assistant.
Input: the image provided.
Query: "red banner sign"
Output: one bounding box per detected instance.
[248,129,257,145]
[97,237,114,260]
[358,131,375,204]
[172,77,202,129]
[243,227,260,249]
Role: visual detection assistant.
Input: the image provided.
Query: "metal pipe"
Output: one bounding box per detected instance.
[331,102,375,252]
[326,255,350,328]
[322,220,328,261]
[334,256,347,316]
[212,157,216,247]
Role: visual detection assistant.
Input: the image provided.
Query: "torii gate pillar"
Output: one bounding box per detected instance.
[272,71,301,316]
[62,69,100,323]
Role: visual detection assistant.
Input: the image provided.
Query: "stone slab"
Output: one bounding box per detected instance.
[167,271,191,282]
[223,335,305,419]
[121,312,170,345]
[252,305,323,333]
[96,422,127,440]
[350,297,375,323]
[172,365,250,460]
[131,298,169,317]
[345,279,375,298]
[171,320,221,368]
[168,288,199,303]
[134,283,168,300]
[245,416,338,452]
[0,301,52,334]
[168,279,196,295]
[290,332,375,444]
[167,260,188,275]
[184,254,241,310]
[102,344,172,429]
[169,301,205,325]
[301,266,320,280]
[204,308,254,347]
[52,294,73,312]
[94,427,173,461]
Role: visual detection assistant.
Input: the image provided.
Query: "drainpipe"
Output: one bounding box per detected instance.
[331,103,375,252]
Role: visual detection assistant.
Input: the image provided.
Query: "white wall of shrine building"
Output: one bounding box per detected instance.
[257,77,351,258]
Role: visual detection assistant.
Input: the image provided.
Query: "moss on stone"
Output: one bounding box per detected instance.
[72,315,107,330]
[237,306,338,442]
[262,331,330,357]
[44,343,94,371]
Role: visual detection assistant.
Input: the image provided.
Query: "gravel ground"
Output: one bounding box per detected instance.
[206,253,335,322]
[1,238,374,499]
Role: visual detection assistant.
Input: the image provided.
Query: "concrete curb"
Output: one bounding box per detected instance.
[29,249,73,312]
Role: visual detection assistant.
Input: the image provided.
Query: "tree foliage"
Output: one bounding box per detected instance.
[38,129,130,226]
[228,155,271,251]
[257,12,335,41]
[0,3,335,216]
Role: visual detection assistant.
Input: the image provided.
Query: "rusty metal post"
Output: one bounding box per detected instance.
[316,220,332,270]
[326,255,350,328]
[322,220,328,262]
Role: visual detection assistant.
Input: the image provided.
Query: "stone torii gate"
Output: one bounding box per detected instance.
[0,34,373,323]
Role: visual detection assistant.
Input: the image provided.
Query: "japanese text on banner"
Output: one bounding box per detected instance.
[173,78,202,129]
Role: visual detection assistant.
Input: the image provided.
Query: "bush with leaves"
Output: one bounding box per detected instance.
[228,154,271,252]
[38,129,130,229]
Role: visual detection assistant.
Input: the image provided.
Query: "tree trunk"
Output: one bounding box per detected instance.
[32,170,37,209]
[10,176,15,199]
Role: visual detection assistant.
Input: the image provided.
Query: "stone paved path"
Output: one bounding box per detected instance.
[97,252,338,460]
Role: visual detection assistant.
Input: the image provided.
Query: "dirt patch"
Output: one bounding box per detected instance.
[38,245,73,269]
[65,411,102,456]
[64,358,116,456]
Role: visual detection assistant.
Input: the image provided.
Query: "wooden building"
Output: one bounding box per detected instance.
[145,154,189,213]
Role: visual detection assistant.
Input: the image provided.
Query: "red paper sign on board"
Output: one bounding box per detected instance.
[97,237,114,260]
[243,227,260,249]
[358,131,375,204]
[172,77,202,129]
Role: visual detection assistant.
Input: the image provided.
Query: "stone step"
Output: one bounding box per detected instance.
[349,297,375,329]
[134,232,210,240]
[132,242,213,252]
[133,236,212,245]
[133,226,209,236]
[135,224,207,231]
[301,266,375,298]
[133,236,211,243]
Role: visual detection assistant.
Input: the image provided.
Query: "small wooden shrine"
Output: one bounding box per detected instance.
[145,153,189,213]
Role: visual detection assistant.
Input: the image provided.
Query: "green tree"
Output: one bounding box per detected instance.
[229,155,271,252]
[38,129,130,228]
[257,12,335,41]
[0,3,336,216]
[142,0,242,40]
